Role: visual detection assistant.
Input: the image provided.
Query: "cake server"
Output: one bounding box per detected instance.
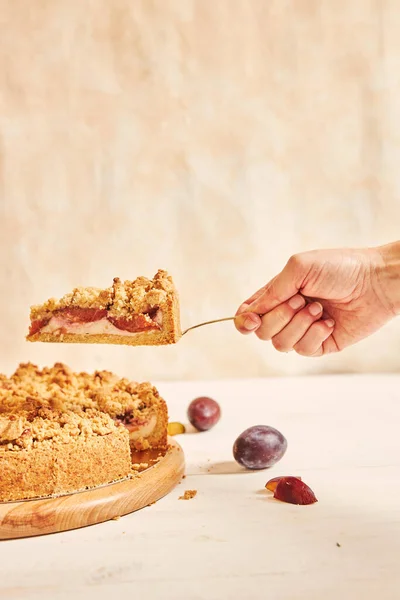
[182,316,237,335]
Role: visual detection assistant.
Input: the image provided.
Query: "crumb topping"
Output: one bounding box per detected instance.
[0,362,162,452]
[30,270,175,321]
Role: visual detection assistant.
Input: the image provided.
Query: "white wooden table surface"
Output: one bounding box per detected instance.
[2,374,400,600]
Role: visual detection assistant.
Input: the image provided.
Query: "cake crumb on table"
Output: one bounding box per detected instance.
[179,489,197,500]
[111,516,121,521]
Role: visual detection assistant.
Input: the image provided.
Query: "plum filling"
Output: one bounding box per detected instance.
[114,411,157,439]
[115,411,138,430]
[108,314,160,333]
[29,317,51,336]
[30,307,163,335]
[55,307,108,322]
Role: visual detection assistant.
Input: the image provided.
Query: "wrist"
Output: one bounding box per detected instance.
[375,241,400,316]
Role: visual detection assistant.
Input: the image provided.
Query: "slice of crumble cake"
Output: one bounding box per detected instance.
[27,270,181,346]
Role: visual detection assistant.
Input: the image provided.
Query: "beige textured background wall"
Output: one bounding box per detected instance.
[1,0,400,381]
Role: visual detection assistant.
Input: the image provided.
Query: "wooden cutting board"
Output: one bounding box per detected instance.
[0,437,185,540]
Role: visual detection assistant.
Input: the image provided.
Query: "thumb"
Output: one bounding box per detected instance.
[248,255,310,315]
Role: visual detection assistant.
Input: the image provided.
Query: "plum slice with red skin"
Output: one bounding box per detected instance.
[55,307,108,322]
[265,475,302,492]
[273,476,318,505]
[29,308,106,335]
[108,315,161,333]
[29,317,51,336]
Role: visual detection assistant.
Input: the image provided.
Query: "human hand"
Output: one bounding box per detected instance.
[235,243,400,356]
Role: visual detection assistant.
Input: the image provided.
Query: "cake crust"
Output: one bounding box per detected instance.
[1,429,130,502]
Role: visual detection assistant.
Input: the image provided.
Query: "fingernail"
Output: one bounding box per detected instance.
[309,302,323,317]
[288,295,305,310]
[325,318,335,328]
[243,316,259,331]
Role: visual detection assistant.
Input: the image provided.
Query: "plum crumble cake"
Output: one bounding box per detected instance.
[27,270,181,346]
[0,362,168,502]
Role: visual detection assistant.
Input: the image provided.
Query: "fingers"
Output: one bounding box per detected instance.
[254,294,306,340]
[234,310,262,335]
[235,253,311,334]
[267,301,324,351]
[235,288,267,334]
[293,319,335,356]
[235,293,307,335]
[235,293,336,356]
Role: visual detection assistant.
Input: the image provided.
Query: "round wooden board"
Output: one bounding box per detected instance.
[0,437,185,540]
